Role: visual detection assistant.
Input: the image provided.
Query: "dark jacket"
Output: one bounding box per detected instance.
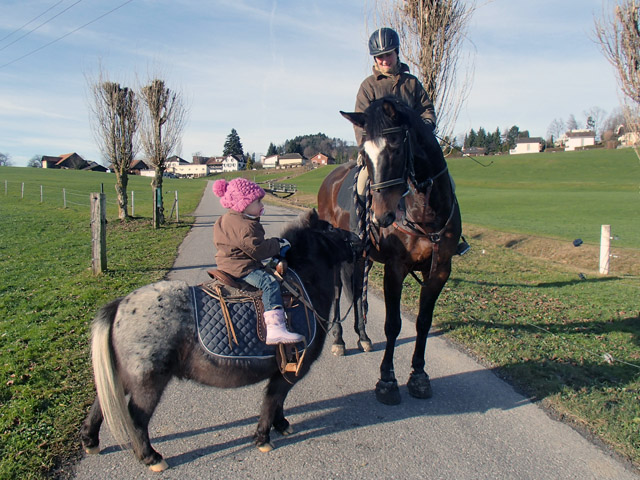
[213,210,280,278]
[354,62,436,145]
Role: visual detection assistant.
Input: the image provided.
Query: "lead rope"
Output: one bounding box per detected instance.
[354,161,373,323]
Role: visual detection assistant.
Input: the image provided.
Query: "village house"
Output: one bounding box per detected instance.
[42,152,87,169]
[222,154,246,172]
[262,153,306,169]
[563,129,596,151]
[509,137,544,155]
[309,152,334,167]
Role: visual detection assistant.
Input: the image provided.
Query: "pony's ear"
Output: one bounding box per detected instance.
[340,111,366,128]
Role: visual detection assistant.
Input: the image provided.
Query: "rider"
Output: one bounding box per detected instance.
[212,178,304,344]
[354,27,469,255]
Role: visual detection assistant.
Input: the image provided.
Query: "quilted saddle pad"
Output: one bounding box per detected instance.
[190,270,316,359]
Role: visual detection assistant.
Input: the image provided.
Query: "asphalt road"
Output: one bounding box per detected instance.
[70,181,639,479]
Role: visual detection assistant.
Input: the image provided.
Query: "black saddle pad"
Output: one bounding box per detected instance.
[190,270,316,359]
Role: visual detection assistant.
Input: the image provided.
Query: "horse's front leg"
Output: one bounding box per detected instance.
[407,266,451,399]
[347,257,373,353]
[331,273,347,356]
[254,375,292,451]
[375,263,405,405]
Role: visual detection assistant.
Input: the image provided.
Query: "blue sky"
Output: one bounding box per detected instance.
[0,0,620,166]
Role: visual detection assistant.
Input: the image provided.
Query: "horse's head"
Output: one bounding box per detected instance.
[341,97,416,228]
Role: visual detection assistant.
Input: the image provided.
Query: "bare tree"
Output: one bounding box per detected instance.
[583,106,606,139]
[0,152,11,166]
[139,78,188,224]
[371,0,477,141]
[594,0,640,156]
[88,71,139,220]
[27,155,42,168]
[547,118,566,145]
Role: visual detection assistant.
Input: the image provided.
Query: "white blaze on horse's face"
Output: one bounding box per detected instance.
[363,137,387,179]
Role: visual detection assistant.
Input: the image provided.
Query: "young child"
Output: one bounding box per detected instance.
[212,178,303,345]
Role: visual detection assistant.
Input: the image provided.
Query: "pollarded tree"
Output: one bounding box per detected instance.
[372,0,477,141]
[88,72,139,220]
[139,78,188,224]
[0,152,11,166]
[223,129,244,156]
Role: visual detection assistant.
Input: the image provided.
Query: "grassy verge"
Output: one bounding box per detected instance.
[0,168,207,479]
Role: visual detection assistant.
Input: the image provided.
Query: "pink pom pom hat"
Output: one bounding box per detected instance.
[212,178,265,213]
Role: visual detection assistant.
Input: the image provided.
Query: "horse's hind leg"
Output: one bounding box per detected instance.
[254,375,292,451]
[80,396,103,454]
[331,274,346,356]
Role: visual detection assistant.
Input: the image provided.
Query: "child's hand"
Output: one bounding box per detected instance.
[278,238,291,256]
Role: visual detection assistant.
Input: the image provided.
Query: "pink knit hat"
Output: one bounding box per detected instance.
[212,178,265,212]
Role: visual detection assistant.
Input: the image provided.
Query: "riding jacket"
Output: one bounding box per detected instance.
[354,62,436,146]
[213,210,280,278]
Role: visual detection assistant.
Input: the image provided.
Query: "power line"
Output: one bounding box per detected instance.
[0,0,66,44]
[0,0,135,70]
[0,0,85,52]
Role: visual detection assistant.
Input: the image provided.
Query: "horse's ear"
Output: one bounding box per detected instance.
[340,111,366,129]
[382,100,398,121]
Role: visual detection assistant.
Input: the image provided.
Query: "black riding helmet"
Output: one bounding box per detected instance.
[368,27,400,56]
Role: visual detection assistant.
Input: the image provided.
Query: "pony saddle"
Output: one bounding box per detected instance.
[190,267,316,370]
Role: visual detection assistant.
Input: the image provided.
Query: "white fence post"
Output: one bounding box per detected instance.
[63,188,67,208]
[599,224,611,275]
[40,185,43,203]
[175,190,179,222]
[21,182,24,199]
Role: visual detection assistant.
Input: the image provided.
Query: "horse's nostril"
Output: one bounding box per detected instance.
[376,212,396,228]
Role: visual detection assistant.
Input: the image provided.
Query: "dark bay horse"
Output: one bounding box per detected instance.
[317,97,462,405]
[80,209,360,472]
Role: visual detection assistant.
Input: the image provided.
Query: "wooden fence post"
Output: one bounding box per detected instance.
[91,193,107,274]
[599,224,611,275]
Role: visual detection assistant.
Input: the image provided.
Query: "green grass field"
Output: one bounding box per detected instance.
[0,149,639,477]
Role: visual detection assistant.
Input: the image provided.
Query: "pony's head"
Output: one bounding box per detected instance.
[281,209,361,269]
[341,97,431,228]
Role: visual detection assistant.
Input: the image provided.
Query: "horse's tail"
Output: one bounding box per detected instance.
[91,298,142,453]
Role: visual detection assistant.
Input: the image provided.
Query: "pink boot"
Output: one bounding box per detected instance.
[264,309,304,345]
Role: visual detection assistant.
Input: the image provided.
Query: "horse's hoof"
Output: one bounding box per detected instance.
[357,339,374,352]
[375,379,401,405]
[84,446,100,455]
[279,425,294,436]
[407,372,432,399]
[331,344,346,356]
[257,442,275,452]
[149,459,169,472]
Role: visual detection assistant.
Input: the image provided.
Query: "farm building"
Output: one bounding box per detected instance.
[509,138,544,155]
[564,130,596,151]
[309,152,334,166]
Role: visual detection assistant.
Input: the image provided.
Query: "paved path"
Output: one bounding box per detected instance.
[71,181,639,479]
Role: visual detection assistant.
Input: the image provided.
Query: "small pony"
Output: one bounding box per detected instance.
[80,209,360,471]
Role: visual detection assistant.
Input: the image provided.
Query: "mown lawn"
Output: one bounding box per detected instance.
[0,148,639,477]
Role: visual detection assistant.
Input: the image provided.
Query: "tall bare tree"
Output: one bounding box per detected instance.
[371,0,477,142]
[594,0,640,156]
[88,72,139,220]
[139,78,187,224]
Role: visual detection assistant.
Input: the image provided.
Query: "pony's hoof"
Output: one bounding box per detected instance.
[407,372,432,399]
[357,339,374,352]
[149,459,169,472]
[84,446,100,455]
[375,379,401,405]
[257,442,275,452]
[331,344,346,356]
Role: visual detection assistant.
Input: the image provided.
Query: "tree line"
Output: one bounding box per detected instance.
[462,126,529,154]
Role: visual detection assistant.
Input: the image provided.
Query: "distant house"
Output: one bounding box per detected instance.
[222,154,246,172]
[616,124,639,147]
[262,153,306,169]
[206,158,224,173]
[509,137,544,155]
[262,154,278,169]
[41,152,89,169]
[461,147,486,156]
[129,159,150,174]
[564,130,595,151]
[83,161,108,172]
[309,153,334,166]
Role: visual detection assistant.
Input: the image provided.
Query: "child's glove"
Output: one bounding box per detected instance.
[278,238,291,256]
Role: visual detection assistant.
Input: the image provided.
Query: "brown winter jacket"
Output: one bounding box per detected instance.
[213,210,280,278]
[354,62,436,146]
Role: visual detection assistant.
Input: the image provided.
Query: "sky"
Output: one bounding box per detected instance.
[0,0,621,167]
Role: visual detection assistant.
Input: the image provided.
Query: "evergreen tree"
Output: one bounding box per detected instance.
[464,129,477,148]
[505,126,520,150]
[266,142,278,156]
[223,128,244,156]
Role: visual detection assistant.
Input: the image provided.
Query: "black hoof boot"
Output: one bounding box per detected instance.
[407,371,432,399]
[456,236,470,256]
[375,379,401,405]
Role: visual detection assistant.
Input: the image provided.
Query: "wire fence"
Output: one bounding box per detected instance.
[2,179,180,221]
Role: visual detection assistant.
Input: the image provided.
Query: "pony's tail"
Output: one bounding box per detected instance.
[91,299,142,453]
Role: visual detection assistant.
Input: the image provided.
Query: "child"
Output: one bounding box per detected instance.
[212,178,303,345]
